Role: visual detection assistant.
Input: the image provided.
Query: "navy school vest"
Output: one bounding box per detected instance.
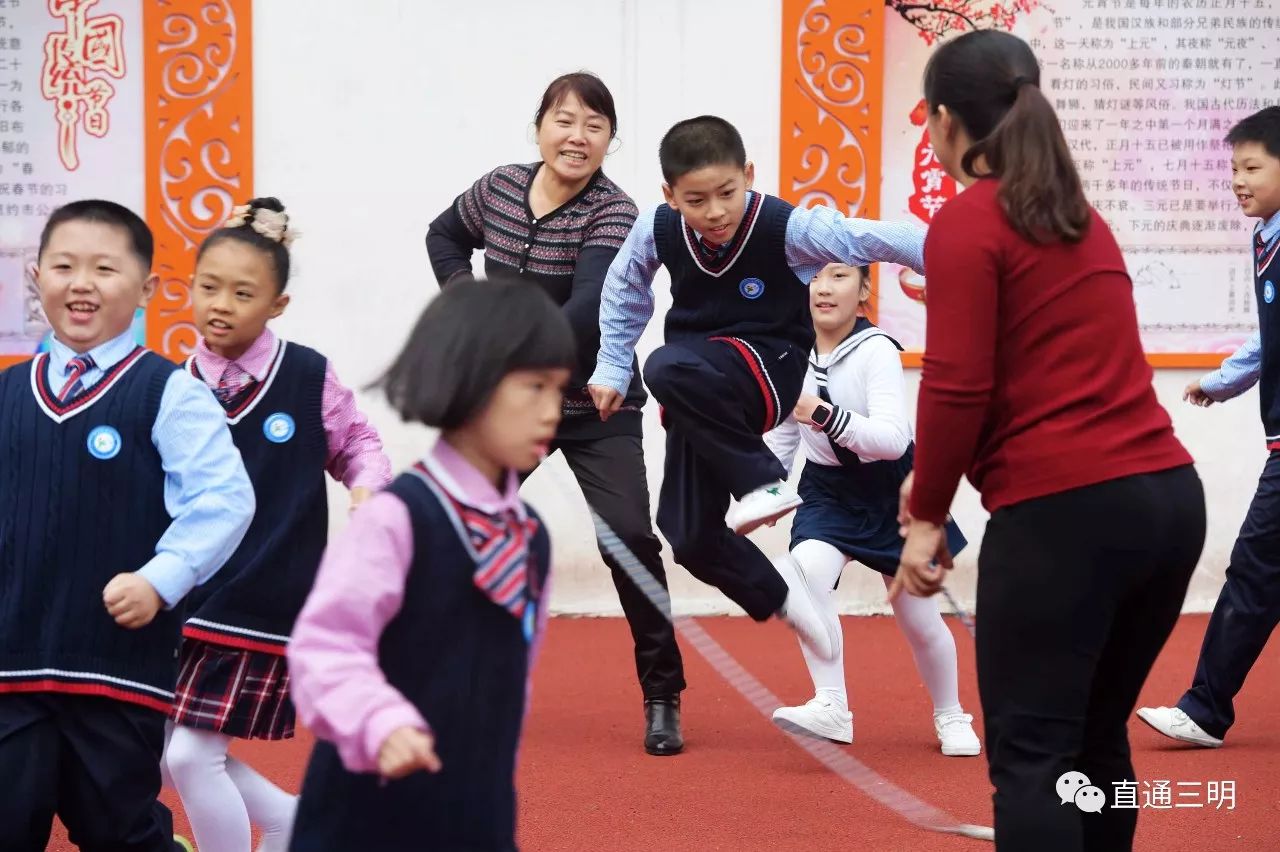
[289,467,550,852]
[655,192,814,353]
[1254,229,1280,445]
[182,339,329,653]
[0,348,182,713]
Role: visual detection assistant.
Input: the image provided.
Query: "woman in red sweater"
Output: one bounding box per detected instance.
[892,31,1206,851]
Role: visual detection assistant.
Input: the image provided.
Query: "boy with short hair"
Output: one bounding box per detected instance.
[588,115,926,664]
[1139,105,1280,748]
[0,199,254,850]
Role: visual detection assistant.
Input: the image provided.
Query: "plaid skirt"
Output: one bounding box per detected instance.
[170,638,296,740]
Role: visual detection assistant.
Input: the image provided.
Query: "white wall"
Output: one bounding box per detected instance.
[253,0,1253,616]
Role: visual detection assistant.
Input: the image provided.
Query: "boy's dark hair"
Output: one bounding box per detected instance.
[659,116,747,186]
[1225,106,1280,160]
[376,276,577,430]
[38,199,154,269]
[196,197,294,293]
[535,72,618,139]
[924,30,1090,244]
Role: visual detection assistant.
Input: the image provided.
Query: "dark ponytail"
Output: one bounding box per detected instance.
[924,31,1090,244]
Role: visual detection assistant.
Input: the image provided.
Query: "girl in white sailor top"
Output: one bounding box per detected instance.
[163,198,391,852]
[763,263,981,756]
[286,277,572,852]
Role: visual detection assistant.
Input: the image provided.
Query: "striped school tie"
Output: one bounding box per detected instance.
[455,501,539,627]
[1258,229,1266,262]
[213,362,252,405]
[58,354,96,401]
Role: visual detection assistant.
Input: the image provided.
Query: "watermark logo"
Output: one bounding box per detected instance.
[1057,771,1105,812]
[1056,772,1236,812]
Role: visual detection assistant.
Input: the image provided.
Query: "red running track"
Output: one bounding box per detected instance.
[49,614,1276,850]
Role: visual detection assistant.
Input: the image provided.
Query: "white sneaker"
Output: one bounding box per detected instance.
[773,697,854,744]
[1136,706,1224,748]
[935,710,981,756]
[774,554,839,662]
[726,481,803,535]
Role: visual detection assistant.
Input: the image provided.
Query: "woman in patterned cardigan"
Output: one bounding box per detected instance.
[426,72,686,756]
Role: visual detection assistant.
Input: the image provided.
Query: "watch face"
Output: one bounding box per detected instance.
[813,404,832,426]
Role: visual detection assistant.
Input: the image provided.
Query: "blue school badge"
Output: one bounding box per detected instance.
[263,412,296,443]
[739,277,765,300]
[523,603,536,643]
[1266,281,1276,304]
[86,426,122,460]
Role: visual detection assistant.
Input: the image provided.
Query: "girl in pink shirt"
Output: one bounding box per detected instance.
[286,277,574,852]
[163,198,392,852]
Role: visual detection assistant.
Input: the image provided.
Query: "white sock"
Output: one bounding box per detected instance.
[166,727,252,852]
[791,540,850,710]
[226,756,297,852]
[881,574,962,714]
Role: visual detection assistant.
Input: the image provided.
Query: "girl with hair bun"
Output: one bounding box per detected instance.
[164,197,391,852]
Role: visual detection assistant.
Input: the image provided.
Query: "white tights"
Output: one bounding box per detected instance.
[790,539,962,715]
[162,723,297,852]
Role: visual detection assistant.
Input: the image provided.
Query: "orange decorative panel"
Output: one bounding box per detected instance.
[778,0,885,320]
[143,0,253,361]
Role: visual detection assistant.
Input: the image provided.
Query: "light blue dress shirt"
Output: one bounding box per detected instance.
[589,194,927,393]
[1198,210,1280,401]
[45,330,254,606]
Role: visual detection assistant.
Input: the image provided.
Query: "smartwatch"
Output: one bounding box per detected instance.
[811,403,833,430]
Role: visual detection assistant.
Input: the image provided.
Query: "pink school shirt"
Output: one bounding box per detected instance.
[193,328,392,490]
[285,439,550,774]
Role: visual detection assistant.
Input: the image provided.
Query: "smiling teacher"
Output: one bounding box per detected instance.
[426,72,686,756]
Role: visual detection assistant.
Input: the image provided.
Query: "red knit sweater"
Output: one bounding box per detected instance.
[909,178,1192,524]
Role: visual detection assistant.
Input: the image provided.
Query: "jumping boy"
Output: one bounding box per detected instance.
[588,116,926,663]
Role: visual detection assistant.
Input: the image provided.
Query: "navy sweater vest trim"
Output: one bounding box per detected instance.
[183,341,328,653]
[1254,230,1280,444]
[32,346,150,420]
[0,350,180,713]
[656,193,814,353]
[188,336,288,424]
[288,472,549,851]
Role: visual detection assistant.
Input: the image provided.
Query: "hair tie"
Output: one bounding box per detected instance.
[223,204,252,229]
[221,204,299,247]
[1008,76,1036,104]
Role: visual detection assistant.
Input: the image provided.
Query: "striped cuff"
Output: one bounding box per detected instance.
[820,403,853,442]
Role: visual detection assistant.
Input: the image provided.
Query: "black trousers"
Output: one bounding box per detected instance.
[546,418,686,698]
[1178,451,1280,739]
[643,337,806,621]
[0,693,178,852]
[976,466,1205,852]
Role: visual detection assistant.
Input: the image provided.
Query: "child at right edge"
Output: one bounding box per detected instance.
[587,115,927,670]
[1138,105,1280,750]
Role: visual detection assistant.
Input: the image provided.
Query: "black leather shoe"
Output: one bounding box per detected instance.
[644,696,684,756]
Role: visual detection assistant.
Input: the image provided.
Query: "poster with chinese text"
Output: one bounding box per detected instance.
[0,0,143,357]
[878,0,1276,359]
